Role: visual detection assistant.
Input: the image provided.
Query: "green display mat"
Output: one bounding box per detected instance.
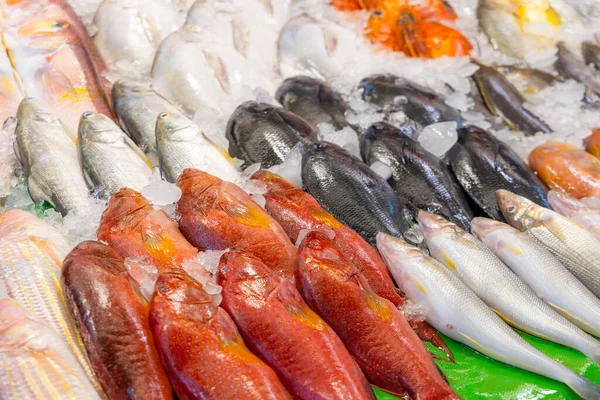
[374,331,600,399]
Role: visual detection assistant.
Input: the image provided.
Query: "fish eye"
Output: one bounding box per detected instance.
[82,112,93,118]
[506,205,516,213]
[373,9,383,17]
[53,21,67,29]
[159,285,168,293]
[308,240,320,249]
[159,113,169,119]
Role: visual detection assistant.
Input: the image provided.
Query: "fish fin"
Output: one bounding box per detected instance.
[202,49,231,96]
[547,302,600,336]
[142,226,177,264]
[439,249,457,270]
[491,308,552,341]
[371,385,409,399]
[219,333,261,364]
[220,198,273,228]
[231,19,249,58]
[411,320,455,362]
[310,208,343,229]
[357,277,393,322]
[121,134,153,170]
[27,177,49,205]
[277,282,327,331]
[498,240,523,255]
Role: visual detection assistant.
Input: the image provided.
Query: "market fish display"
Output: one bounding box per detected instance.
[156,111,239,182]
[1,0,112,141]
[528,140,600,199]
[548,190,600,240]
[472,217,600,339]
[448,125,549,220]
[112,80,181,153]
[226,101,318,169]
[276,76,349,130]
[62,241,172,400]
[250,170,451,357]
[498,190,600,297]
[0,210,102,395]
[177,169,297,279]
[361,122,473,229]
[301,141,411,246]
[14,98,90,216]
[0,299,101,400]
[555,42,600,96]
[376,233,600,400]
[218,251,376,400]
[359,74,462,129]
[472,64,552,135]
[419,211,600,363]
[297,231,458,399]
[149,268,291,399]
[79,112,153,196]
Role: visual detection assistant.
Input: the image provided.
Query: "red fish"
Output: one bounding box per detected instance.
[296,231,458,399]
[414,0,457,21]
[251,170,452,359]
[62,241,172,400]
[218,250,376,400]
[177,168,297,280]
[149,268,291,400]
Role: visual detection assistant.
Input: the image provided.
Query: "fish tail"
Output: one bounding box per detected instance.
[412,320,455,362]
[568,375,600,400]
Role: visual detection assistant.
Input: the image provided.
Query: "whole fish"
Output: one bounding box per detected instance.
[151,24,274,118]
[585,127,600,159]
[79,112,153,196]
[556,42,600,96]
[361,122,473,229]
[376,232,600,400]
[472,217,600,339]
[62,241,172,400]
[296,231,458,399]
[0,210,102,395]
[112,80,180,153]
[548,190,600,240]
[218,251,376,400]
[359,74,462,129]
[226,101,318,168]
[448,125,549,220]
[497,189,600,297]
[477,0,561,60]
[14,98,90,216]
[472,64,552,135]
[250,170,452,357]
[275,76,349,130]
[156,111,239,182]
[97,188,198,270]
[419,210,600,364]
[1,0,112,141]
[149,268,292,399]
[94,0,183,72]
[301,141,411,246]
[528,140,600,199]
[177,169,297,279]
[582,41,600,70]
[0,299,101,400]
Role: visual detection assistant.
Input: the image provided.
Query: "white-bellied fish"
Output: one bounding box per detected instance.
[548,190,600,241]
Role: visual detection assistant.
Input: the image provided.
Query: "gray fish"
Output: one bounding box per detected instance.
[112,80,180,153]
[301,141,411,246]
[275,76,349,130]
[78,112,153,196]
[226,101,318,168]
[359,74,462,129]
[448,125,549,220]
[14,98,89,216]
[555,42,600,96]
[361,122,473,229]
[582,41,600,71]
[472,64,552,135]
[497,66,561,97]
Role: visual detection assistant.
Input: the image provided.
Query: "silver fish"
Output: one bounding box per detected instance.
[78,112,152,196]
[112,80,180,153]
[472,217,600,340]
[419,210,600,363]
[376,232,600,400]
[14,98,90,216]
[0,298,102,400]
[548,190,600,240]
[155,112,239,183]
[0,210,103,396]
[497,189,600,297]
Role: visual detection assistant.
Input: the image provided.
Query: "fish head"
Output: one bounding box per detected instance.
[156,112,199,143]
[97,188,152,240]
[176,168,222,206]
[496,189,541,231]
[63,241,126,275]
[78,112,124,146]
[152,268,217,323]
[16,17,80,50]
[470,217,515,251]
[376,232,426,265]
[16,97,60,125]
[112,79,148,99]
[418,210,463,243]
[218,250,277,298]
[276,76,323,104]
[297,230,355,280]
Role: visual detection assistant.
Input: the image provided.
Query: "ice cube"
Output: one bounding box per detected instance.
[317,124,361,158]
[418,122,458,157]
[142,170,182,206]
[269,142,303,188]
[203,280,223,295]
[124,257,158,302]
[370,161,393,180]
[404,225,424,244]
[196,250,229,275]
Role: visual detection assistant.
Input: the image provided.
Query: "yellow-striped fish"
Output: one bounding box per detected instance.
[0,209,104,397]
[0,298,101,400]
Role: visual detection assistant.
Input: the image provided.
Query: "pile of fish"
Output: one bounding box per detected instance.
[3,0,600,399]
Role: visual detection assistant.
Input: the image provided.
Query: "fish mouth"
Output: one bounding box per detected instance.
[470,217,504,241]
[417,210,455,237]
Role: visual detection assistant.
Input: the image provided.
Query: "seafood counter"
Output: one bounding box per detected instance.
[3,0,600,399]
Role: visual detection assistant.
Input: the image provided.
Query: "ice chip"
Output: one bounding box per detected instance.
[269,142,303,188]
[404,225,424,244]
[295,228,335,247]
[251,194,267,208]
[317,124,361,158]
[196,250,229,275]
[253,87,282,107]
[418,122,458,157]
[444,91,473,112]
[203,280,223,295]
[142,170,182,206]
[370,161,393,180]
[124,257,158,302]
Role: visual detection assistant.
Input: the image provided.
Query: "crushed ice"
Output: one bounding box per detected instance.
[418,122,459,157]
[124,257,159,302]
[318,123,361,158]
[142,169,182,206]
[269,142,304,188]
[370,161,393,181]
